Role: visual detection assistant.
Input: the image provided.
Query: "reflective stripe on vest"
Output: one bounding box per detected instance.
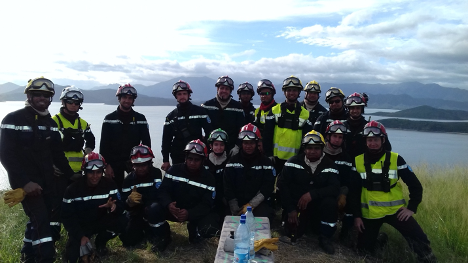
[359,169,398,179]
[164,173,215,191]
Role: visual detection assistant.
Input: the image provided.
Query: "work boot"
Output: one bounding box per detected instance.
[187,222,203,244]
[319,237,335,255]
[20,253,35,263]
[151,235,172,253]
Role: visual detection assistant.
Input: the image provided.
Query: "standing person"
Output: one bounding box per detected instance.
[279,131,340,254]
[322,121,354,245]
[100,83,151,190]
[61,152,127,262]
[205,129,230,218]
[120,144,171,252]
[350,121,436,262]
[237,82,256,125]
[52,86,95,175]
[253,79,277,157]
[301,81,327,125]
[344,92,391,157]
[224,124,276,220]
[201,76,244,151]
[158,140,220,243]
[313,87,348,135]
[161,80,213,171]
[0,77,74,262]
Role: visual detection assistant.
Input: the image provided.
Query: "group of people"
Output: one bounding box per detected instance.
[0,75,436,262]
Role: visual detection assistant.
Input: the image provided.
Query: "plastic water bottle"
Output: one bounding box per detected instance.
[234,215,249,263]
[244,206,255,260]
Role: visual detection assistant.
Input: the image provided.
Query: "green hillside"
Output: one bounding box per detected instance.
[373,105,468,120]
[379,118,468,133]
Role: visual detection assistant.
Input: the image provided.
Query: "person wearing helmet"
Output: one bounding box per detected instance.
[205,129,230,218]
[224,124,276,220]
[301,81,327,125]
[0,77,75,262]
[350,121,436,262]
[323,121,354,246]
[52,86,96,175]
[253,79,278,156]
[344,92,391,157]
[313,87,349,135]
[237,82,256,125]
[61,152,127,262]
[278,130,340,254]
[161,80,213,172]
[201,76,244,151]
[119,145,170,252]
[100,83,151,190]
[158,140,219,243]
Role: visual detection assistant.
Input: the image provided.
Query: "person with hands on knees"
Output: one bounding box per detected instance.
[119,144,170,252]
[349,121,436,262]
[61,152,127,262]
[224,124,276,220]
[278,130,340,254]
[157,140,220,244]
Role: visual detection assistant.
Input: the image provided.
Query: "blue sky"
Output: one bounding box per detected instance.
[1,0,467,90]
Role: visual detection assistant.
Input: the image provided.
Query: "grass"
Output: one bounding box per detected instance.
[1,164,467,262]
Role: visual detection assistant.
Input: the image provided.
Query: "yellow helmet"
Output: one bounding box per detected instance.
[304,80,321,93]
[282,75,303,91]
[24,76,55,95]
[325,87,345,102]
[302,130,325,146]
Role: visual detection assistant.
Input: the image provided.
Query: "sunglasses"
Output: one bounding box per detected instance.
[31,92,52,99]
[257,79,274,88]
[65,100,81,106]
[283,77,301,87]
[84,159,105,170]
[259,91,272,96]
[329,99,341,105]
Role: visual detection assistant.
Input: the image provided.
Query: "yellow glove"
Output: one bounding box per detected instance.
[239,203,253,215]
[337,194,347,213]
[127,186,142,207]
[3,188,27,207]
[254,238,279,252]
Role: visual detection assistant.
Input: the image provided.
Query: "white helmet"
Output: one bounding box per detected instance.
[60,86,84,101]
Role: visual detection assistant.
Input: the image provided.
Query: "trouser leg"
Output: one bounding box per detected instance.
[340,202,354,237]
[318,196,338,239]
[192,211,220,239]
[145,202,171,241]
[94,212,128,249]
[386,212,436,262]
[65,234,81,263]
[120,212,146,247]
[109,161,126,191]
[20,221,35,263]
[21,195,55,263]
[359,217,384,253]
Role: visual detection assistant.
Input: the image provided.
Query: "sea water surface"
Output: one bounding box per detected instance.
[0,102,467,190]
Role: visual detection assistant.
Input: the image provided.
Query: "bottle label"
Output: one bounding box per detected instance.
[233,248,249,263]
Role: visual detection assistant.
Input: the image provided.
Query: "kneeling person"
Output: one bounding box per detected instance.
[158,140,219,243]
[120,144,170,252]
[61,153,127,262]
[279,131,340,254]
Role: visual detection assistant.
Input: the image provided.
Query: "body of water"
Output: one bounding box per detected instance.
[1,102,467,190]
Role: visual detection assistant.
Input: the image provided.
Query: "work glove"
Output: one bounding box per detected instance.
[337,194,347,213]
[127,186,142,207]
[254,238,279,252]
[3,188,27,207]
[228,199,241,215]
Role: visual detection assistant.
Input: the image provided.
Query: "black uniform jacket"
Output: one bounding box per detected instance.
[325,151,353,191]
[301,101,327,126]
[0,106,73,189]
[121,166,163,213]
[205,156,229,204]
[61,176,124,238]
[313,109,349,135]
[241,101,256,125]
[99,107,151,164]
[223,151,276,205]
[158,163,216,221]
[161,102,212,162]
[279,153,340,213]
[201,97,244,150]
[344,116,392,158]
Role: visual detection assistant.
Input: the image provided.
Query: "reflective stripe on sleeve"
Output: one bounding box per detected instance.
[32,237,53,246]
[320,221,337,227]
[397,164,408,169]
[201,105,218,110]
[322,168,339,174]
[335,161,352,167]
[148,221,166,228]
[226,163,244,168]
[164,174,214,191]
[284,162,304,169]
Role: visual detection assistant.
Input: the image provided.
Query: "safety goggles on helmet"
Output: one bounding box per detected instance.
[302,134,324,145]
[216,76,234,88]
[120,86,137,96]
[184,142,206,155]
[325,88,344,100]
[83,159,105,170]
[345,96,365,106]
[172,81,191,93]
[238,131,258,141]
[63,91,84,101]
[130,145,152,156]
[209,131,228,142]
[283,77,302,87]
[29,78,54,90]
[238,82,253,91]
[363,127,385,137]
[327,123,347,134]
[304,82,321,93]
[257,79,274,88]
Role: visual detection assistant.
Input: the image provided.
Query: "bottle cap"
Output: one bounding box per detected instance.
[247,206,252,212]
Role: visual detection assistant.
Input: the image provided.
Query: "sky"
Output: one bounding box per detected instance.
[1,0,467,90]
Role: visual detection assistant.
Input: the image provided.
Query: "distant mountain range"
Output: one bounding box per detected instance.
[2,78,468,110]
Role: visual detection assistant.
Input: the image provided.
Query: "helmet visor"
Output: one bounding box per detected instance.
[121,86,137,96]
[172,82,190,92]
[30,78,54,91]
[184,143,205,155]
[363,126,383,137]
[257,79,274,88]
[84,159,105,170]
[210,132,228,142]
[302,134,324,145]
[305,84,321,92]
[326,89,343,98]
[239,83,253,91]
[283,77,301,87]
[216,76,233,87]
[328,124,347,134]
[345,96,364,106]
[131,146,151,156]
[64,91,84,100]
[238,131,257,141]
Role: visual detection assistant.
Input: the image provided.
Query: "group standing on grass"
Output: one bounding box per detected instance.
[0,76,436,263]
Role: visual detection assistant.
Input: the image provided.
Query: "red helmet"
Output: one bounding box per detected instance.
[130,144,155,163]
[345,92,367,107]
[326,120,347,134]
[172,80,193,97]
[116,83,137,98]
[81,152,107,171]
[215,75,234,89]
[238,123,261,141]
[363,121,387,137]
[257,79,276,95]
[184,139,208,158]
